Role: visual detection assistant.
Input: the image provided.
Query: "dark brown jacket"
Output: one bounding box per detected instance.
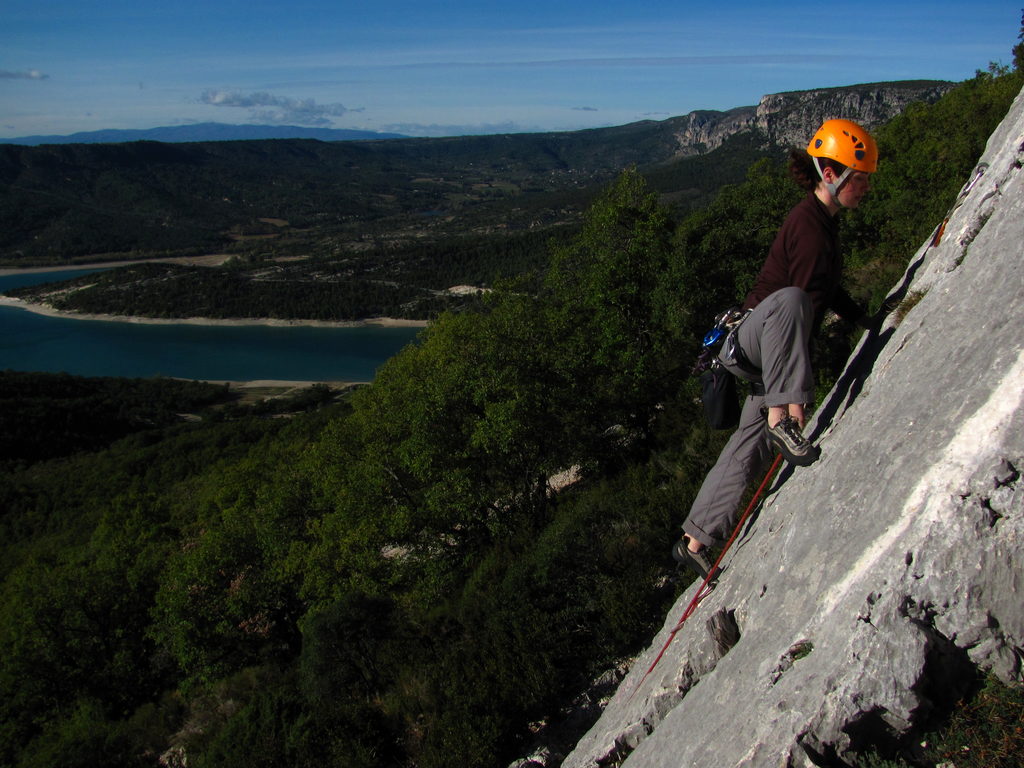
[742,193,863,328]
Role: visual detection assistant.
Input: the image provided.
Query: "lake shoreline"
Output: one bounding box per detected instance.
[215,379,367,391]
[0,264,424,383]
[0,295,430,329]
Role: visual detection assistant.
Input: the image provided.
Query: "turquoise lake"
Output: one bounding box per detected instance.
[0,270,423,382]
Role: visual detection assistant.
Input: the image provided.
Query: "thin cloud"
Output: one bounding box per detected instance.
[198,89,361,126]
[572,106,599,112]
[386,54,847,70]
[376,120,533,138]
[0,69,49,80]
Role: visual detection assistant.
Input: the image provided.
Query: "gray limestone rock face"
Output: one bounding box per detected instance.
[754,82,955,148]
[562,83,1024,768]
[667,82,953,158]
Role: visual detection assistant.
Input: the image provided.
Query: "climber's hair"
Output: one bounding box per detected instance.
[789,149,847,192]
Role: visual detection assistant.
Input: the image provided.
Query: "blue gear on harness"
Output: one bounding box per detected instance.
[703,325,726,348]
[688,309,753,376]
[694,307,751,429]
[695,307,765,429]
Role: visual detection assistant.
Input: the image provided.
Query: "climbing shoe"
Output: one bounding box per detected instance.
[672,537,717,583]
[767,415,820,466]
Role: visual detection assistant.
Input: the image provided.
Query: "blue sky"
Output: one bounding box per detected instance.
[1,1,1020,139]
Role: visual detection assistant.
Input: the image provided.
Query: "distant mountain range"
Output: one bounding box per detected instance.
[0,122,408,146]
[0,80,957,268]
[2,80,954,149]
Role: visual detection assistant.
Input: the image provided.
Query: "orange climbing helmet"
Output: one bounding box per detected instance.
[807,118,878,173]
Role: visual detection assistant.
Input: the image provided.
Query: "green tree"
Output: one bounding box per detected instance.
[659,157,797,345]
[0,502,171,763]
[151,457,309,685]
[1013,9,1024,72]
[545,168,682,443]
[307,305,570,600]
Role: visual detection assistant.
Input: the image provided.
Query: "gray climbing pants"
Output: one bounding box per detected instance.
[683,287,814,547]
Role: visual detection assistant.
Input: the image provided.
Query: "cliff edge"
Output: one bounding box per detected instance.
[667,81,953,156]
[563,83,1024,768]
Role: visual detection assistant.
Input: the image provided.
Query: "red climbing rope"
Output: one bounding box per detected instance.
[629,452,784,700]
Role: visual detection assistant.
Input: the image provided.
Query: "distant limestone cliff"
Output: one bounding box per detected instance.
[667,81,954,156]
[561,82,1024,767]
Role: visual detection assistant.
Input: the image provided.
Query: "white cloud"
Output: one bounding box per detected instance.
[0,69,49,80]
[198,89,360,126]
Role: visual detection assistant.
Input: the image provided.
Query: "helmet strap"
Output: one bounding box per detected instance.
[814,158,854,207]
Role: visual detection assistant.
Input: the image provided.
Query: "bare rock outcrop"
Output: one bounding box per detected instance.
[667,106,758,155]
[754,81,955,147]
[563,82,1024,768]
[667,81,954,156]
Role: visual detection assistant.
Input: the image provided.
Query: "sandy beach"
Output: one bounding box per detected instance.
[0,294,430,329]
[0,253,343,277]
[0,254,233,277]
[216,379,366,394]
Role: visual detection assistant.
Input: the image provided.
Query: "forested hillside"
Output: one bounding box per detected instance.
[0,128,771,320]
[1,66,1021,768]
[0,82,952,323]
[0,119,760,267]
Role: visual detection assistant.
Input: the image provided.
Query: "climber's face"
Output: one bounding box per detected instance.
[837,171,871,209]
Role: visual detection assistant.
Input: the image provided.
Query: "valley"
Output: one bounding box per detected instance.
[0,81,952,322]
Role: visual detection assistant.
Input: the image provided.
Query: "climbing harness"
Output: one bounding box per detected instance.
[692,307,750,375]
[628,453,784,700]
[695,307,754,430]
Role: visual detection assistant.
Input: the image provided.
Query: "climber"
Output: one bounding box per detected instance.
[673,118,879,580]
